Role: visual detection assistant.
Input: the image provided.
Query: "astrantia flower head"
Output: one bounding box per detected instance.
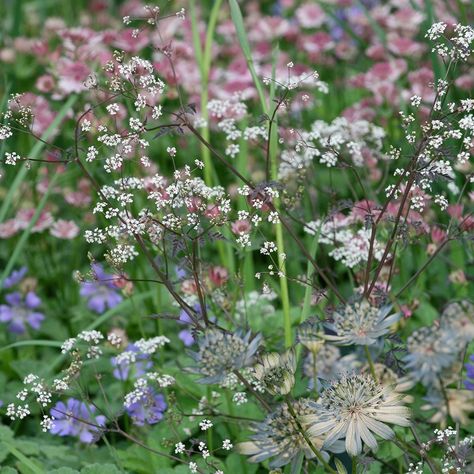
[253,349,297,395]
[297,317,326,353]
[187,329,261,383]
[440,300,474,345]
[325,300,400,346]
[403,325,458,387]
[306,374,410,456]
[237,398,344,468]
[422,389,474,428]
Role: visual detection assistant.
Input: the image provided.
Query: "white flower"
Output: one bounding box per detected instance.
[325,301,401,346]
[222,439,233,450]
[306,374,410,456]
[199,419,213,431]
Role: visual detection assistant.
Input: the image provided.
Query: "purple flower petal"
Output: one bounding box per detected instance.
[25,292,41,309]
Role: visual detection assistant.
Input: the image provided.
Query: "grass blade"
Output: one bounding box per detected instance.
[228,0,268,114]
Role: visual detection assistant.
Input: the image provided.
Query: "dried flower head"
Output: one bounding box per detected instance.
[306,374,411,456]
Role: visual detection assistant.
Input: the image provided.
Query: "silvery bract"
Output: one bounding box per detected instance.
[253,350,297,395]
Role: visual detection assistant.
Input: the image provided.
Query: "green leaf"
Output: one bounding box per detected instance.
[0,468,19,474]
[2,442,43,474]
[80,464,121,474]
[0,340,63,353]
[49,469,79,474]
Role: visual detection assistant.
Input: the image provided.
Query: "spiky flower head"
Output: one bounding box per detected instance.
[403,325,457,387]
[253,350,297,395]
[305,374,411,456]
[441,300,474,345]
[422,389,474,428]
[237,398,344,468]
[297,317,326,353]
[187,329,261,384]
[325,300,400,346]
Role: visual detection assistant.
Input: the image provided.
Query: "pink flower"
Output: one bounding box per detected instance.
[15,209,54,233]
[431,226,447,244]
[295,3,325,29]
[50,220,80,239]
[366,44,387,61]
[455,74,474,91]
[57,58,90,93]
[36,75,56,93]
[299,32,333,61]
[205,205,221,219]
[405,67,435,102]
[460,215,474,232]
[385,7,425,33]
[209,266,228,287]
[0,219,19,239]
[181,279,197,295]
[447,204,463,220]
[112,29,149,53]
[231,220,251,235]
[387,35,425,57]
[400,305,412,319]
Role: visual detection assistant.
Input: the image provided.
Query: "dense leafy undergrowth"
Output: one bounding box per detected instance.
[0,1,473,473]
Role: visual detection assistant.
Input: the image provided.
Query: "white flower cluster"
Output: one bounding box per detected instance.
[297,117,385,168]
[305,215,384,268]
[124,372,175,408]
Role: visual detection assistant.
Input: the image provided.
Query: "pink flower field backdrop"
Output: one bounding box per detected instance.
[0,0,473,473]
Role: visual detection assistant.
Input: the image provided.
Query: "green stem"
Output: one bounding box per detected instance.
[268,55,291,347]
[364,345,377,381]
[312,351,319,399]
[284,396,337,474]
[299,234,320,324]
[352,456,357,474]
